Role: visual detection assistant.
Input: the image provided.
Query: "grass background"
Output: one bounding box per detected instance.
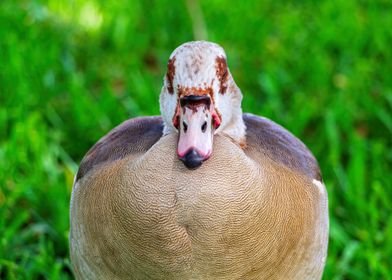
[1,0,391,279]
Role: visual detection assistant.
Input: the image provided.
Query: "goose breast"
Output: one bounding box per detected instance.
[70,114,328,280]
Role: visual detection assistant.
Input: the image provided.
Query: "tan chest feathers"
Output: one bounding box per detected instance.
[71,134,327,279]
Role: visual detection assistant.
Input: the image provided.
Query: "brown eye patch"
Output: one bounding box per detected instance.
[215,56,228,94]
[166,57,176,94]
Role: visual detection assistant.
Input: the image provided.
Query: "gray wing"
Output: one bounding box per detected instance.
[76,116,163,182]
[243,113,322,181]
[75,114,320,182]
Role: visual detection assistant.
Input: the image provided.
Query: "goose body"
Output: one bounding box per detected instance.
[70,42,328,279]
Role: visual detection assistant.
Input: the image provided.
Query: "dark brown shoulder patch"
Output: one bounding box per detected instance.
[76,116,163,182]
[243,113,322,181]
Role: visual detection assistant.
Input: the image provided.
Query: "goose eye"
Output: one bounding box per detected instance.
[183,121,188,133]
[201,121,207,133]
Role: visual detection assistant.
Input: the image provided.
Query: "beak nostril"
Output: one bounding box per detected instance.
[183,121,188,133]
[201,121,207,133]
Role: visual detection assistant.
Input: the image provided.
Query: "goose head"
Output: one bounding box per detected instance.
[160,41,246,169]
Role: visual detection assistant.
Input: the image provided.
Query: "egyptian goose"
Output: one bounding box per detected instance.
[70,41,329,279]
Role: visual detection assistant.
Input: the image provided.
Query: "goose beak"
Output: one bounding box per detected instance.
[176,95,219,169]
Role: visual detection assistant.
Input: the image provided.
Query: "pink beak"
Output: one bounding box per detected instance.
[176,95,219,169]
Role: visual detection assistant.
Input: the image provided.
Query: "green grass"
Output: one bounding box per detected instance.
[1,0,391,279]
